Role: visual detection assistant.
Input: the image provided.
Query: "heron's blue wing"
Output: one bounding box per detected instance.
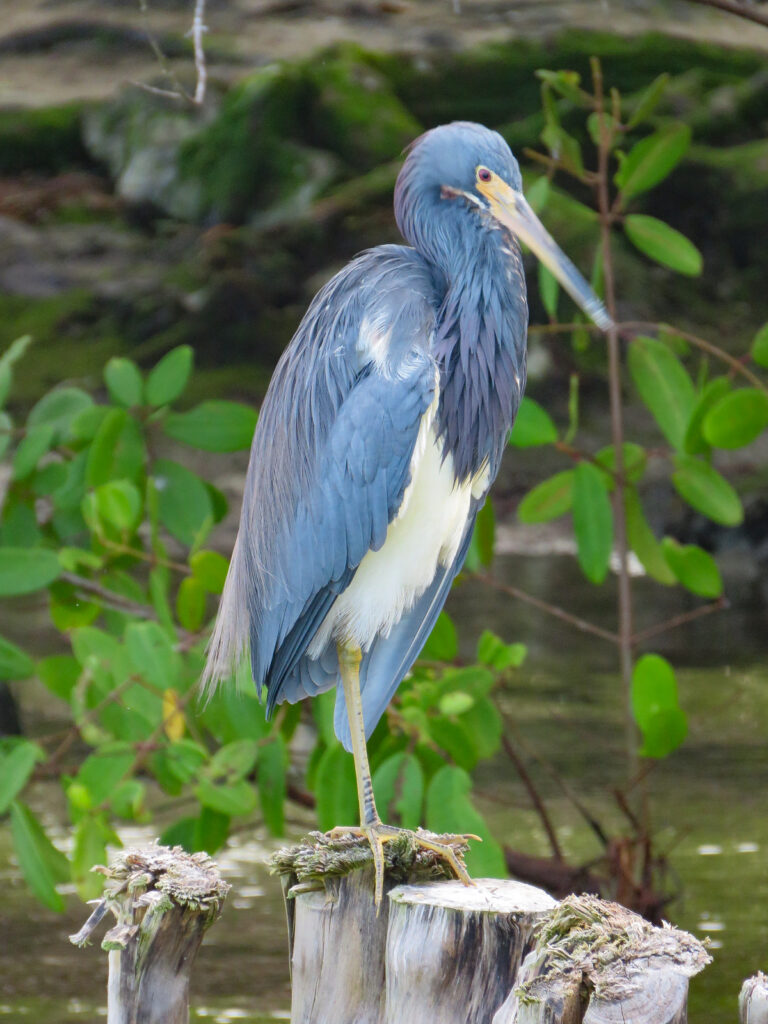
[202,245,443,710]
[260,359,437,713]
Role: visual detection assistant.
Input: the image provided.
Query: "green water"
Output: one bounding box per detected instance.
[1,548,766,1022]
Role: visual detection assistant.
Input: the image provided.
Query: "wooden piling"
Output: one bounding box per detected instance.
[70,843,229,1024]
[492,894,711,1024]
[272,835,711,1024]
[386,878,556,1023]
[741,973,768,1024]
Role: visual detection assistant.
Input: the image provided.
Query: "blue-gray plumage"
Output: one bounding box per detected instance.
[203,121,612,902]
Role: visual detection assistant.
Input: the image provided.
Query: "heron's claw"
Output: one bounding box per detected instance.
[330,823,476,908]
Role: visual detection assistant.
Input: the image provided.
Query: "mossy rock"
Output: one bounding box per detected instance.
[303,43,421,171]
[82,87,215,220]
[0,103,91,176]
[176,64,325,223]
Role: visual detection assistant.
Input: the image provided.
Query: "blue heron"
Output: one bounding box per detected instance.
[203,122,612,903]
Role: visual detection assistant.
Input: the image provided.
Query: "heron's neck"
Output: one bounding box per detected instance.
[432,233,528,485]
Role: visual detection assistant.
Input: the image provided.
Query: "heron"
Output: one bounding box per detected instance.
[203,121,612,904]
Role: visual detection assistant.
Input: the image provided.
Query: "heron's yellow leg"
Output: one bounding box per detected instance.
[337,642,474,908]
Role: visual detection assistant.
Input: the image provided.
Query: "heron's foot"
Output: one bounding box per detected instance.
[329,823,478,908]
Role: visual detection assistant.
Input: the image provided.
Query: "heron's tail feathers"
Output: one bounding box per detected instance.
[199,536,250,705]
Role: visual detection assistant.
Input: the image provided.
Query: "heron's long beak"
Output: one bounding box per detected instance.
[475,170,614,332]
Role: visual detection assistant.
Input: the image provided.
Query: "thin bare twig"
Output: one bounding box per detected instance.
[621,321,768,395]
[501,733,564,861]
[190,0,208,105]
[683,0,768,28]
[473,572,619,645]
[137,0,208,106]
[60,571,156,620]
[631,597,728,645]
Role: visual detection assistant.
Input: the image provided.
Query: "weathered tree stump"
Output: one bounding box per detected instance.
[492,895,711,1024]
[272,835,712,1024]
[741,973,768,1024]
[386,878,556,1023]
[70,843,229,1024]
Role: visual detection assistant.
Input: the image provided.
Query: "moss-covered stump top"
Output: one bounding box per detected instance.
[69,843,230,949]
[270,829,470,888]
[519,894,712,1003]
[99,844,230,910]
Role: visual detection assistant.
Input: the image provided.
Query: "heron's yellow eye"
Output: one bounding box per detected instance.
[477,166,492,183]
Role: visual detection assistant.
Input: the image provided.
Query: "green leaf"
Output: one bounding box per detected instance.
[0,410,11,461]
[152,459,213,546]
[76,744,135,805]
[12,423,56,480]
[314,744,359,831]
[28,387,93,441]
[662,538,722,598]
[0,335,33,408]
[460,697,503,760]
[160,810,230,855]
[258,737,286,836]
[684,377,731,455]
[72,816,108,900]
[586,111,618,147]
[624,215,702,276]
[509,397,557,447]
[594,443,647,485]
[0,547,61,596]
[145,346,193,407]
[0,740,43,813]
[196,778,256,817]
[624,490,675,585]
[525,176,549,214]
[437,666,495,701]
[425,766,506,878]
[10,801,69,912]
[751,323,768,368]
[631,654,678,728]
[702,389,768,449]
[518,470,574,524]
[466,497,495,570]
[672,455,743,527]
[190,550,229,594]
[94,479,142,533]
[104,358,143,408]
[421,612,457,662]
[615,124,690,200]
[572,462,613,584]
[176,576,206,631]
[535,69,585,105]
[86,410,146,487]
[163,401,258,452]
[627,73,669,127]
[207,739,259,782]
[0,635,34,681]
[439,691,474,716]
[373,753,423,830]
[538,262,559,319]
[125,620,181,692]
[477,631,527,670]
[37,653,80,700]
[639,706,688,759]
[628,336,696,450]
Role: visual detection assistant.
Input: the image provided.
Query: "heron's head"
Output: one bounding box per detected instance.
[395,122,612,331]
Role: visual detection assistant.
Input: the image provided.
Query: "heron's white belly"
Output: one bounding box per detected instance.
[308,421,485,656]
